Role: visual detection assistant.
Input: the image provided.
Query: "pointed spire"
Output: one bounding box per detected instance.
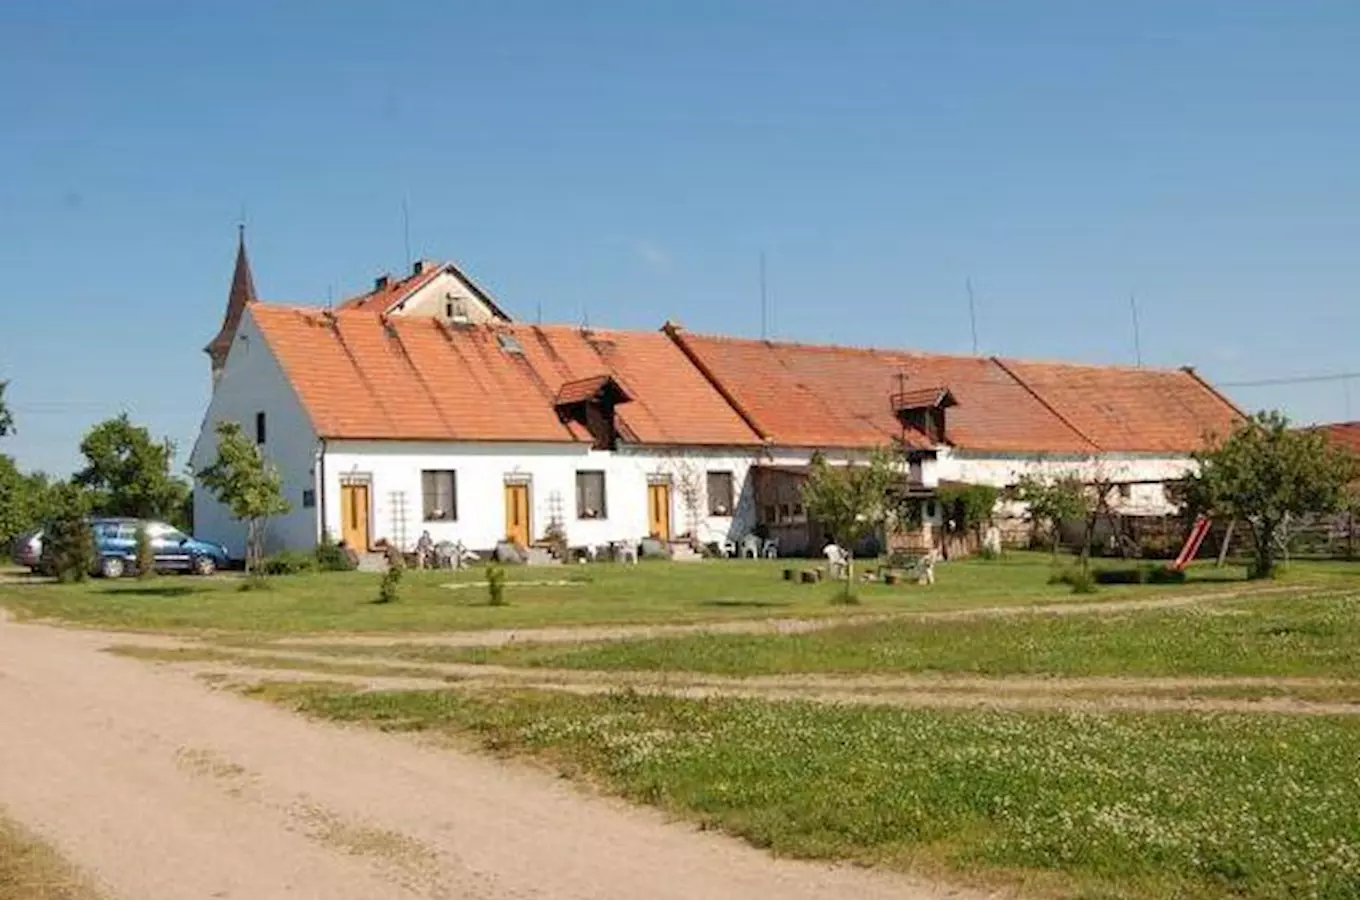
[206,225,260,384]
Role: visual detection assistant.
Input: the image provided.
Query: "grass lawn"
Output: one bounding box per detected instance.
[0,815,101,900]
[250,683,1360,900]
[436,588,1360,679]
[0,553,1252,636]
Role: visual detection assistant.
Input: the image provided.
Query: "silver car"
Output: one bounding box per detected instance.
[10,529,43,572]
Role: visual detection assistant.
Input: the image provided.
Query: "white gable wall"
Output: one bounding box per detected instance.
[385,269,504,323]
[190,312,321,560]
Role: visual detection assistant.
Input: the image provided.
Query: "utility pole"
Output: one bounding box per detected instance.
[1130,293,1144,367]
[966,277,979,355]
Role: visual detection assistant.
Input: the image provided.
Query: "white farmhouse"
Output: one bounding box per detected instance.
[192,243,1243,559]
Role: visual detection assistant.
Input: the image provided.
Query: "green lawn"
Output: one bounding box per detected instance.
[252,683,1360,900]
[436,588,1360,679]
[0,554,1251,635]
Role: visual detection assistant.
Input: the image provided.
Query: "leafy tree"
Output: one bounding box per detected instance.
[1009,473,1086,557]
[801,448,900,597]
[0,380,13,437]
[0,458,54,545]
[195,421,290,575]
[1187,410,1357,579]
[74,415,190,523]
[936,483,1000,535]
[40,483,95,582]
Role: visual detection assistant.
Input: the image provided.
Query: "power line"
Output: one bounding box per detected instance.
[1217,372,1360,388]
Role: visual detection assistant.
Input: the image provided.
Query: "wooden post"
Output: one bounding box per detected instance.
[1216,520,1235,568]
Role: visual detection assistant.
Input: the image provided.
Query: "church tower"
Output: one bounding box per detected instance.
[205,225,258,386]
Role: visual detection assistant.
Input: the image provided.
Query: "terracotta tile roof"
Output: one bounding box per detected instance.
[1313,422,1360,455]
[338,260,513,320]
[996,359,1242,453]
[668,330,1097,453]
[668,329,1241,454]
[248,306,759,446]
[338,266,443,313]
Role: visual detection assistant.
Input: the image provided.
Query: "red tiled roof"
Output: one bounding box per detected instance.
[338,267,443,313]
[1313,422,1360,455]
[668,328,1241,454]
[248,306,759,446]
[668,330,1097,452]
[996,359,1241,453]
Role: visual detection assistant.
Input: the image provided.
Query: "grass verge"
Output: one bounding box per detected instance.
[0,814,101,900]
[430,590,1360,679]
[0,554,1255,636]
[247,683,1360,900]
[105,645,451,681]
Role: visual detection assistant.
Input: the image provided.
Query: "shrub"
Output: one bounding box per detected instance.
[260,550,317,576]
[375,545,404,604]
[135,524,156,579]
[40,484,95,582]
[1048,566,1098,594]
[315,534,356,572]
[1092,564,1188,585]
[487,564,507,606]
[976,544,1001,561]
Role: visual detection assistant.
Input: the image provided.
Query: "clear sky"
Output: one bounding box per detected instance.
[2,1,1358,475]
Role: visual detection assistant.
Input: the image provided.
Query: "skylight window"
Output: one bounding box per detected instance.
[497,333,524,354]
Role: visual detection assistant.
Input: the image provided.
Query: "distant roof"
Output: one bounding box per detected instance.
[338,260,512,320]
[247,306,759,446]
[1312,421,1360,455]
[667,328,1241,454]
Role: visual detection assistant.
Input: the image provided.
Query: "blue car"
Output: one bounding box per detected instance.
[90,518,230,579]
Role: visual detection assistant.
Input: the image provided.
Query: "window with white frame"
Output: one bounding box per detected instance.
[421,470,457,521]
[576,470,607,519]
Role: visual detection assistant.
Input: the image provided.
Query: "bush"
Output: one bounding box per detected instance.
[315,534,356,572]
[376,548,403,604]
[40,484,95,582]
[1048,566,1098,594]
[1092,564,1189,585]
[487,564,507,606]
[260,550,318,576]
[976,544,1001,561]
[135,524,156,579]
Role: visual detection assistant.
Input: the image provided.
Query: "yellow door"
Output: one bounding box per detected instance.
[504,483,531,546]
[340,483,370,550]
[647,483,671,540]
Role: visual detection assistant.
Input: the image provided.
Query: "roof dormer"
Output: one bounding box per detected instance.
[554,375,633,450]
[892,385,958,445]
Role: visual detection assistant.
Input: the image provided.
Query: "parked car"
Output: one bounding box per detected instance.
[9,528,44,572]
[9,518,230,578]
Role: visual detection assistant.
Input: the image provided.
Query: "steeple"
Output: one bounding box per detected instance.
[205,225,259,385]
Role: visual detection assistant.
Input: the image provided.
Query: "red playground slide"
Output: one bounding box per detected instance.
[1170,515,1212,572]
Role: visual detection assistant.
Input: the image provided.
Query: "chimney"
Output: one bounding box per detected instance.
[374,274,391,291]
[413,259,427,275]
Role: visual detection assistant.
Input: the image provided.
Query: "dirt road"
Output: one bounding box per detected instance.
[0,615,987,900]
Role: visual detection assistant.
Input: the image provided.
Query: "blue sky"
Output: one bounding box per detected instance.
[2,1,1358,474]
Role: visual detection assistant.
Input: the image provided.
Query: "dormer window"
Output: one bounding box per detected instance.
[554,375,633,450]
[891,385,957,445]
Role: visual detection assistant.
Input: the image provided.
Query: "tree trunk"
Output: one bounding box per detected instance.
[1251,521,1277,580]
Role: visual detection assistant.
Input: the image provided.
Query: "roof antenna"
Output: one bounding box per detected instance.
[966,277,979,355]
[536,301,543,325]
[1129,292,1144,367]
[759,251,768,340]
[401,197,413,271]
[326,284,334,310]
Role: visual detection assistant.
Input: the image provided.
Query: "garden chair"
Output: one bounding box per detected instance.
[762,538,779,559]
[823,543,848,579]
[741,534,762,559]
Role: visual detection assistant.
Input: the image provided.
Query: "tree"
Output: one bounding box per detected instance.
[0,380,13,437]
[1188,410,1357,579]
[74,415,190,523]
[801,448,900,596]
[0,457,54,546]
[40,482,95,582]
[195,421,290,575]
[1010,473,1086,557]
[135,524,156,579]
